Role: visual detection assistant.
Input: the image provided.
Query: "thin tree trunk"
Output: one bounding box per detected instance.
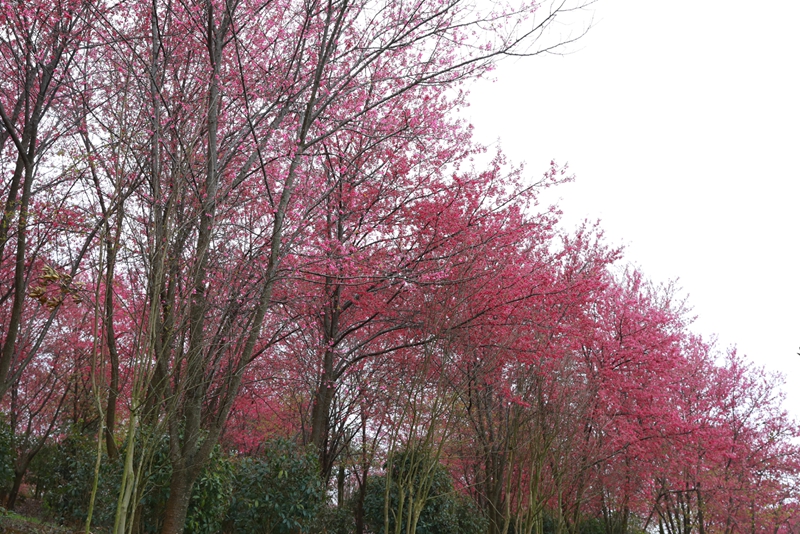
[0,156,34,395]
[104,215,123,460]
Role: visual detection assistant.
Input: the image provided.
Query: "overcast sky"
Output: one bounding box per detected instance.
[467,0,800,414]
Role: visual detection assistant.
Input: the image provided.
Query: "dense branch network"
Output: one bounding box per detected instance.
[0,1,797,534]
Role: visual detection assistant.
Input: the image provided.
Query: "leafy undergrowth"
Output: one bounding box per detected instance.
[0,507,75,534]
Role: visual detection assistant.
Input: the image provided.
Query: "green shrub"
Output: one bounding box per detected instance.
[38,427,234,533]
[311,504,355,534]
[227,439,325,534]
[362,450,486,534]
[0,415,14,493]
[26,442,58,499]
[40,427,122,527]
[453,493,489,534]
[578,516,605,534]
[136,434,234,534]
[185,446,234,534]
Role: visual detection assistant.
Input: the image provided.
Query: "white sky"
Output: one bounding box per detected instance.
[466,0,800,414]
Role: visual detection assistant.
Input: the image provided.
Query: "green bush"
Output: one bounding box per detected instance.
[0,415,14,493]
[227,439,325,534]
[136,434,234,534]
[362,450,486,534]
[453,493,489,534]
[26,442,58,499]
[39,427,122,527]
[311,504,355,534]
[37,427,234,533]
[185,446,234,534]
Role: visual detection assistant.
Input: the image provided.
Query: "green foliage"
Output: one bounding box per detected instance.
[0,415,14,492]
[39,427,121,527]
[362,450,486,534]
[453,493,489,534]
[34,430,324,534]
[227,439,325,534]
[574,513,647,534]
[26,442,58,499]
[28,431,493,534]
[35,427,234,533]
[136,433,172,533]
[311,504,355,534]
[136,434,234,534]
[577,516,605,534]
[185,446,235,534]
[503,510,639,534]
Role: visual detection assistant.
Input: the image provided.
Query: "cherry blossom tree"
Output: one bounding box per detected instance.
[84,0,596,531]
[0,0,108,399]
[4,2,800,534]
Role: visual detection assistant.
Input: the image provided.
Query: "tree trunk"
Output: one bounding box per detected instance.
[6,462,28,510]
[337,465,345,505]
[354,486,367,534]
[160,468,196,534]
[0,157,33,396]
[310,349,336,480]
[104,219,122,460]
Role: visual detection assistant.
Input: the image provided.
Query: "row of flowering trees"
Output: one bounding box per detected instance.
[1,0,798,533]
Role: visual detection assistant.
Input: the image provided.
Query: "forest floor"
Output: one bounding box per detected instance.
[0,514,74,534]
[0,500,75,533]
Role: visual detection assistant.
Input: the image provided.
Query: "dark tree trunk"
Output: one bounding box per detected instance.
[354,482,368,534]
[310,349,336,481]
[104,217,122,460]
[160,467,196,534]
[6,461,29,510]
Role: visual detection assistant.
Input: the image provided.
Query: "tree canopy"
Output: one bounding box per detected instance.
[1,1,798,533]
